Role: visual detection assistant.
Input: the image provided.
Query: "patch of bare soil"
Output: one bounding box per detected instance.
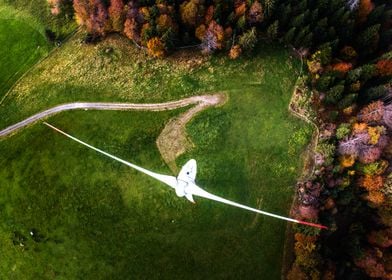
[156,93,227,172]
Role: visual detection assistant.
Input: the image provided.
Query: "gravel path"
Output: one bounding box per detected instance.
[0,94,226,138]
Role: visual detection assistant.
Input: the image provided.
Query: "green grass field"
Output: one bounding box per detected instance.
[0,32,311,279]
[0,0,76,99]
[0,4,50,97]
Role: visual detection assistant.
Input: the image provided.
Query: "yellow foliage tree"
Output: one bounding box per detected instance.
[340,154,356,168]
[147,37,166,58]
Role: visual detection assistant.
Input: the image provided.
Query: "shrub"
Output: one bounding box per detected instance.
[229,45,242,59]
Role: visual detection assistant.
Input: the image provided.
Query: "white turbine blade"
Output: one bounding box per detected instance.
[187,184,328,229]
[44,122,178,189]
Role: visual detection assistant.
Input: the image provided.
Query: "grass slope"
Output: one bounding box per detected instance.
[0,4,50,98]
[0,33,311,279]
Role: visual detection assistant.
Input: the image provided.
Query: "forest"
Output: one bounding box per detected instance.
[8,0,392,279]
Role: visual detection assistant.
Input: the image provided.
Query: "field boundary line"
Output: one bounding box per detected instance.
[0,27,80,106]
[281,78,320,280]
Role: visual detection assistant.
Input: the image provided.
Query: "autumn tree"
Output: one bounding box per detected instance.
[247,1,263,25]
[201,20,224,54]
[229,45,242,59]
[355,249,388,278]
[48,0,62,15]
[331,62,353,73]
[147,37,166,58]
[358,100,384,123]
[124,4,141,43]
[156,14,178,35]
[180,0,204,28]
[108,0,124,32]
[356,0,374,24]
[376,60,392,76]
[73,0,108,37]
[73,0,89,26]
[359,175,383,191]
[234,0,246,18]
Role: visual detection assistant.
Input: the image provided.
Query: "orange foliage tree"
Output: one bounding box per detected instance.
[366,190,385,205]
[234,0,246,18]
[359,175,383,191]
[357,0,374,24]
[331,62,353,73]
[108,0,124,32]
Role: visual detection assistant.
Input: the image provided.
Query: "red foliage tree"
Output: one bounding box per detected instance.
[376,60,392,76]
[74,0,108,36]
[355,249,388,278]
[298,205,319,220]
[358,100,384,123]
[247,1,263,24]
[368,228,392,248]
[123,4,141,43]
[358,146,382,163]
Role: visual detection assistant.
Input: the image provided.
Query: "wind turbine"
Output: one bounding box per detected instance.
[44,122,327,230]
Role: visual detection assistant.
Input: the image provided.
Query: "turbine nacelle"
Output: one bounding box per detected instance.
[175,159,197,203]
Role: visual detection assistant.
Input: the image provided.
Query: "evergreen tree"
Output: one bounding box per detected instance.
[367,4,385,25]
[283,27,296,44]
[239,27,258,52]
[266,20,279,40]
[355,24,380,56]
[325,84,345,105]
[292,13,305,27]
[313,17,328,43]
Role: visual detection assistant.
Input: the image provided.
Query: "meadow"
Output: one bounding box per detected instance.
[0,29,312,278]
[0,4,50,98]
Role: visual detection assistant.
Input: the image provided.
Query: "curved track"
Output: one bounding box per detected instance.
[0,94,226,138]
